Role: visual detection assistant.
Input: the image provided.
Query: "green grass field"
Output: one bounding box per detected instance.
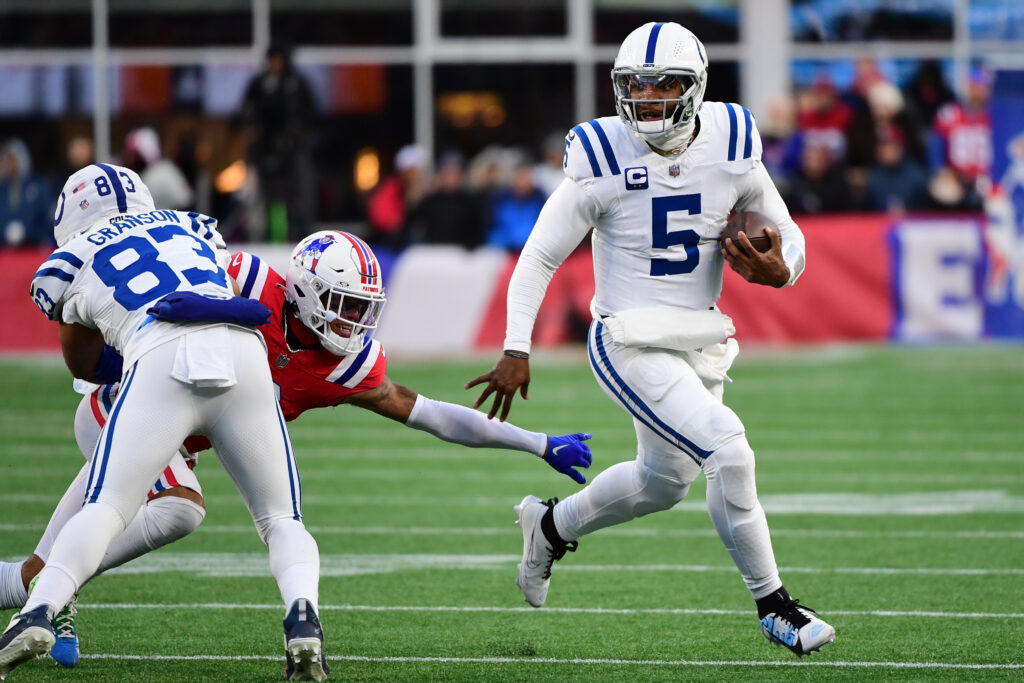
[1,346,1023,682]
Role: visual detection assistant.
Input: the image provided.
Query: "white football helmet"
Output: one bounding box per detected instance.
[284,231,386,356]
[54,164,154,247]
[612,22,709,152]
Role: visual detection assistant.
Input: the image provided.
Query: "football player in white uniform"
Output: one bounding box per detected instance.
[467,22,835,657]
[0,230,593,671]
[0,165,330,681]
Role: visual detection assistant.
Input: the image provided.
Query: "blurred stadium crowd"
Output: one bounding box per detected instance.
[0,52,994,251]
[0,0,1012,254]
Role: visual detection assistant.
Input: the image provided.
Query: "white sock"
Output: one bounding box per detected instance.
[95,496,206,575]
[267,520,320,612]
[703,437,780,598]
[33,463,92,563]
[0,560,28,610]
[23,502,126,619]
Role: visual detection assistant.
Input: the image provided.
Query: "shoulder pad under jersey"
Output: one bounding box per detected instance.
[702,101,763,170]
[563,117,642,182]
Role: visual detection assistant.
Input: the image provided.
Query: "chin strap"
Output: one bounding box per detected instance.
[642,118,697,156]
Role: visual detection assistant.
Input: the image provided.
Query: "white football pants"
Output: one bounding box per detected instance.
[25,327,319,617]
[552,320,781,599]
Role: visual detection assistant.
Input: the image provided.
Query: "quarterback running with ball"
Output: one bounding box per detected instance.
[468,22,835,657]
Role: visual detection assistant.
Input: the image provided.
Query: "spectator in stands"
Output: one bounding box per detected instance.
[863,124,929,212]
[0,138,53,247]
[486,158,546,252]
[532,132,568,197]
[928,67,993,210]
[123,127,193,210]
[367,144,428,250]
[904,59,956,128]
[760,94,801,197]
[404,151,485,249]
[846,80,925,170]
[795,76,854,164]
[843,58,887,112]
[783,141,851,214]
[64,136,94,178]
[468,145,515,196]
[241,42,316,241]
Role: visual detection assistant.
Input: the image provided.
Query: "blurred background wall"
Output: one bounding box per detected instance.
[2,0,1023,355]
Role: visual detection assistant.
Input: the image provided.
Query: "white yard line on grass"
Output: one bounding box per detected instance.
[4,552,1017,577]
[78,653,1024,669]
[12,489,1023,514]
[79,603,1024,619]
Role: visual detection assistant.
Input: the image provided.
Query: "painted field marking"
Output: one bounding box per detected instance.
[15,552,1009,578]
[79,603,1024,619]
[5,488,1004,515]
[7,522,1018,540]
[77,653,1024,670]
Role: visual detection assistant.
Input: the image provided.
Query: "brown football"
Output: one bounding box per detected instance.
[720,211,774,253]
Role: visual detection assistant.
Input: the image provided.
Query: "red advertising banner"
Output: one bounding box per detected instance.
[718,214,893,342]
[0,214,973,353]
[0,247,60,352]
[473,214,895,347]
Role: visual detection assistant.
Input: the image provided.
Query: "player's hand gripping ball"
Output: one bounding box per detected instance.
[720,211,774,253]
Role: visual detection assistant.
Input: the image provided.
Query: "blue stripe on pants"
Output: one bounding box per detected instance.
[587,321,710,464]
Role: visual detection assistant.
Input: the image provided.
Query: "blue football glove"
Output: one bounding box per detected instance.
[93,344,123,384]
[147,291,271,327]
[543,432,593,484]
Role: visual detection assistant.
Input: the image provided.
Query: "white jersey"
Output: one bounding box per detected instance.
[504,103,806,352]
[30,208,232,367]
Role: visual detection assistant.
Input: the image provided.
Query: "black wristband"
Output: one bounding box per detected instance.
[503,349,530,359]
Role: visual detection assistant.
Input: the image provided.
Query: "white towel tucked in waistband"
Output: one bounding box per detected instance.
[602,306,735,352]
[171,326,236,388]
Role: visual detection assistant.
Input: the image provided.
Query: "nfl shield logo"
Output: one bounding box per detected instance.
[79,199,90,210]
[668,164,680,177]
[275,354,290,368]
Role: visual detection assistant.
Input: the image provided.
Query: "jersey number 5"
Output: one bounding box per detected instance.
[651,193,701,276]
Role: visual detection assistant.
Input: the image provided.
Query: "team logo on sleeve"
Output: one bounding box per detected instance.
[624,166,649,191]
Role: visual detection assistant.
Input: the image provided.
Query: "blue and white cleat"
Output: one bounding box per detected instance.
[283,598,329,681]
[50,595,79,668]
[0,605,55,680]
[760,599,835,657]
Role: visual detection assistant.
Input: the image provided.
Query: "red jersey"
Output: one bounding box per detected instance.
[227,251,387,421]
[933,102,991,182]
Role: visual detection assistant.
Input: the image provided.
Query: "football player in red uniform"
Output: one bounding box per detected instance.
[0,231,592,668]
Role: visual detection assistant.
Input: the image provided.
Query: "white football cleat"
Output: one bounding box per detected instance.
[514,495,576,608]
[760,599,835,657]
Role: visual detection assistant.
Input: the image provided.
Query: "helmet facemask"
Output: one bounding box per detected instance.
[613,68,704,150]
[300,273,384,356]
[285,231,386,356]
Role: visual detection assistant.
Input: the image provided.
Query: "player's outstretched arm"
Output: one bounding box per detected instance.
[464,353,530,421]
[347,375,591,483]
